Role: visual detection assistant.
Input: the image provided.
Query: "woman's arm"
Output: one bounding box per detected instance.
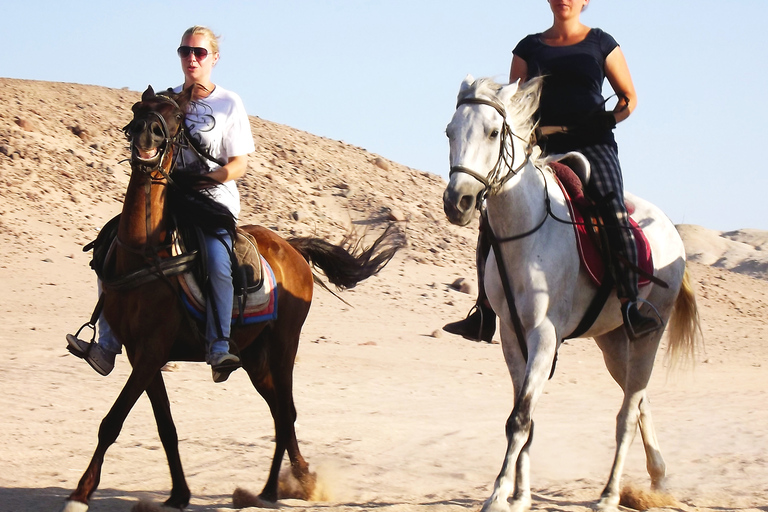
[509,54,529,84]
[604,46,637,124]
[205,154,248,184]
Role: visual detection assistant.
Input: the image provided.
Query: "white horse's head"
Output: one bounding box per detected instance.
[443,75,542,226]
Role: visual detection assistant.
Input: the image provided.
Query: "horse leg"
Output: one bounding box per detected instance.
[144,371,191,508]
[511,421,534,510]
[272,369,315,499]
[241,329,314,504]
[62,366,159,511]
[483,322,557,512]
[637,394,666,490]
[594,327,664,511]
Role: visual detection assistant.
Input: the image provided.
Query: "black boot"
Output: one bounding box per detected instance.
[443,303,496,342]
[622,301,662,341]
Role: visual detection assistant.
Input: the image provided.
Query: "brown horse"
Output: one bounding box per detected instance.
[60,85,403,512]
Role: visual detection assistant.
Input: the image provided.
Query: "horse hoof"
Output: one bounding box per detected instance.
[232,487,278,509]
[480,498,511,512]
[509,497,532,512]
[60,500,89,512]
[163,494,191,510]
[595,496,619,512]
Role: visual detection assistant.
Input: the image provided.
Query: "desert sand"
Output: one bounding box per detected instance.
[0,78,766,512]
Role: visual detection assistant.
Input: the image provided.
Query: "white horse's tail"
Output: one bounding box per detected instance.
[666,265,703,368]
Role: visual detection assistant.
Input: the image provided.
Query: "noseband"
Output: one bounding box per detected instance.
[449,97,532,198]
[124,96,184,178]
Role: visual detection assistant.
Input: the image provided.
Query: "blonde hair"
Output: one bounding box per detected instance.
[181,25,220,53]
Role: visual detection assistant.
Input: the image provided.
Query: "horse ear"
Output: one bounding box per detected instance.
[498,82,519,107]
[142,85,155,102]
[459,74,475,94]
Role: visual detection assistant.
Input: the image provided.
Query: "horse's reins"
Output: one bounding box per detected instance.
[115,96,195,281]
[449,97,534,359]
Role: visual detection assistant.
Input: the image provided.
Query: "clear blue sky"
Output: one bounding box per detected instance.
[5,1,767,231]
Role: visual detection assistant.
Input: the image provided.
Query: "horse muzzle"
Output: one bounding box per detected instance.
[131,142,164,166]
[443,186,477,226]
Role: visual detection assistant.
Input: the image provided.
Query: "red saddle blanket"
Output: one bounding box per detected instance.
[549,161,653,287]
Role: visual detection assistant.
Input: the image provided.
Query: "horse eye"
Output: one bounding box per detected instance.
[490,129,500,139]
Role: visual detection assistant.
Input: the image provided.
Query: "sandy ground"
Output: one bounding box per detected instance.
[1,79,766,512]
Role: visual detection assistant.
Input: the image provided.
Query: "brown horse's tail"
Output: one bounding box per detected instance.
[666,265,703,369]
[288,224,405,290]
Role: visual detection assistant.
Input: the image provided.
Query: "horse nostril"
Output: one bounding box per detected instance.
[151,123,164,137]
[459,195,475,212]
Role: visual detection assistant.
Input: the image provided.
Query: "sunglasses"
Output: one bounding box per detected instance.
[177,46,210,60]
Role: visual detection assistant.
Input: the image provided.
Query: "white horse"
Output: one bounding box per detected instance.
[442,75,701,512]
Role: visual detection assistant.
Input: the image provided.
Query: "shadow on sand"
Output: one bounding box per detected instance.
[0,486,235,512]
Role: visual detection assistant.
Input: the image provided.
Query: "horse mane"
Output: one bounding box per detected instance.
[166,173,237,239]
[457,76,545,166]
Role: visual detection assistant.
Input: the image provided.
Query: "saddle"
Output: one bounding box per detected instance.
[87,215,277,326]
[544,153,653,288]
[174,228,277,325]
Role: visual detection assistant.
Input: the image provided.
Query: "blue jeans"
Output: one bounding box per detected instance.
[97,230,234,356]
[97,280,121,354]
[204,230,234,355]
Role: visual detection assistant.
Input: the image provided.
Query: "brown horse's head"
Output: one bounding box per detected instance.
[123,85,193,167]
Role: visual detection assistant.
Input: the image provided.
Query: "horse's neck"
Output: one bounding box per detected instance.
[486,162,546,238]
[117,170,169,265]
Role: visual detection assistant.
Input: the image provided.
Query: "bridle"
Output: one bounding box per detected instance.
[449,97,533,198]
[123,95,186,182]
[119,96,188,263]
[447,96,543,361]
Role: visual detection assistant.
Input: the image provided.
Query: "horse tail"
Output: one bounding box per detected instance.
[666,265,703,369]
[288,224,405,290]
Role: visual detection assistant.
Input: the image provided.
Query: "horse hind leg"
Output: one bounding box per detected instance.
[594,327,665,511]
[240,329,315,505]
[145,371,191,508]
[637,396,666,490]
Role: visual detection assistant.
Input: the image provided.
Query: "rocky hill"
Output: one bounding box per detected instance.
[0,78,476,268]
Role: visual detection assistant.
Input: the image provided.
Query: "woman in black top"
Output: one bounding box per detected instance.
[444,0,661,342]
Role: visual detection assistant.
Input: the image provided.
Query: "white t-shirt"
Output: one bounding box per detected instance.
[173,84,255,219]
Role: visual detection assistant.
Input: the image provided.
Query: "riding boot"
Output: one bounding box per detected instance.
[443,301,497,342]
[614,257,663,341]
[593,193,663,341]
[204,230,242,383]
[443,220,496,342]
[622,301,662,341]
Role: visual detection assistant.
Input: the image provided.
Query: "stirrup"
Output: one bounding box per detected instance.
[622,299,664,341]
[211,356,241,383]
[442,303,496,343]
[66,322,97,357]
